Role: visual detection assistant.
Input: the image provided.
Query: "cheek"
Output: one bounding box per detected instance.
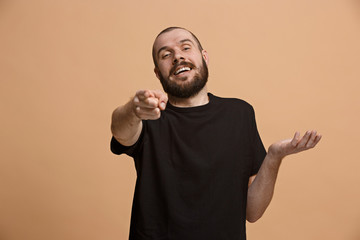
[156,67,170,79]
[161,67,170,76]
[160,63,172,75]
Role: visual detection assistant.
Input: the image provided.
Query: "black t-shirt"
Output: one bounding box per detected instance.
[111,93,266,240]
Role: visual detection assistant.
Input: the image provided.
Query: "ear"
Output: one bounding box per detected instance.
[154,67,161,80]
[202,50,209,66]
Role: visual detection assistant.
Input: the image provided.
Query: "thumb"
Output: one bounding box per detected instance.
[291,131,300,147]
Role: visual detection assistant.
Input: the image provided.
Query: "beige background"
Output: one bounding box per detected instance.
[1,0,360,239]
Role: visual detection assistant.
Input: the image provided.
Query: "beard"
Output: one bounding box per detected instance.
[158,58,209,99]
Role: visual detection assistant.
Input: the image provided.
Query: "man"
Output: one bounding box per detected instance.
[110,27,321,240]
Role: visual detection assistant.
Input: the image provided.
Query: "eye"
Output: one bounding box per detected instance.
[162,52,171,59]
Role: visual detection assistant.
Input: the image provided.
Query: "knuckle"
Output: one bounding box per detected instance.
[136,90,145,97]
[153,108,161,119]
[150,98,159,107]
[144,99,152,107]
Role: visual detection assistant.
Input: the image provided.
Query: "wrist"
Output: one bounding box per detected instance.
[266,150,283,169]
[267,150,283,160]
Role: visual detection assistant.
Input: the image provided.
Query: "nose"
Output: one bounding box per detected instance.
[173,50,184,65]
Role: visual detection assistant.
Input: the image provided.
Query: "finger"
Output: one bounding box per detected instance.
[137,112,161,120]
[159,99,168,110]
[134,97,159,108]
[152,90,168,110]
[297,131,312,148]
[291,131,300,147]
[136,90,152,100]
[305,130,317,148]
[135,106,161,120]
[135,106,160,115]
[136,90,166,109]
[313,133,322,146]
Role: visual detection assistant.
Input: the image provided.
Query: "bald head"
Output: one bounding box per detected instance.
[152,27,204,67]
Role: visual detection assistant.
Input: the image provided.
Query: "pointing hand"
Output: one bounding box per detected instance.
[133,90,168,120]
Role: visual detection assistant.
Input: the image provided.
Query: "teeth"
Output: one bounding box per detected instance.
[175,67,191,75]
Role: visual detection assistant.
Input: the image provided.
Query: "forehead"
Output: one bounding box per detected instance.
[153,29,196,52]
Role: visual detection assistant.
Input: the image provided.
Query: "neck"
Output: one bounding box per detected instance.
[168,86,209,108]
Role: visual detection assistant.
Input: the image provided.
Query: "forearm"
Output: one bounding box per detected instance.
[111,99,142,146]
[246,152,282,222]
[246,130,321,222]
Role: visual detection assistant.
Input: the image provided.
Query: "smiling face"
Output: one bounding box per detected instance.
[153,28,209,98]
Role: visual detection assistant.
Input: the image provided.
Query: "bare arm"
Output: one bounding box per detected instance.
[246,130,322,222]
[111,89,168,146]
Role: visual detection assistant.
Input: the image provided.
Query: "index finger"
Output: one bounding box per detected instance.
[136,90,151,100]
[151,90,168,109]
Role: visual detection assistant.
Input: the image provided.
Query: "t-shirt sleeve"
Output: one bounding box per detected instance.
[249,106,267,176]
[110,123,145,157]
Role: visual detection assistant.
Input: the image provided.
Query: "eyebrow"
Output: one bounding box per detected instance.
[157,38,195,58]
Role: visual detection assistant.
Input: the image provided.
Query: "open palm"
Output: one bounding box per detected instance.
[268,131,322,160]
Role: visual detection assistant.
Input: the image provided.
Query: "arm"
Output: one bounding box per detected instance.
[111,89,168,146]
[246,130,322,223]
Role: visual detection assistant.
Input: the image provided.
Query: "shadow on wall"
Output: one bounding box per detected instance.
[353,0,360,16]
[350,215,360,240]
[353,230,360,240]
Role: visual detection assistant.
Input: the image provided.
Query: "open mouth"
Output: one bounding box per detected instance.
[174,67,192,75]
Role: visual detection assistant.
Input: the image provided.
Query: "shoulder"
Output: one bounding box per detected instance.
[209,93,254,113]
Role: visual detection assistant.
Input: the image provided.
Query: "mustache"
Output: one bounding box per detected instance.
[170,61,196,75]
